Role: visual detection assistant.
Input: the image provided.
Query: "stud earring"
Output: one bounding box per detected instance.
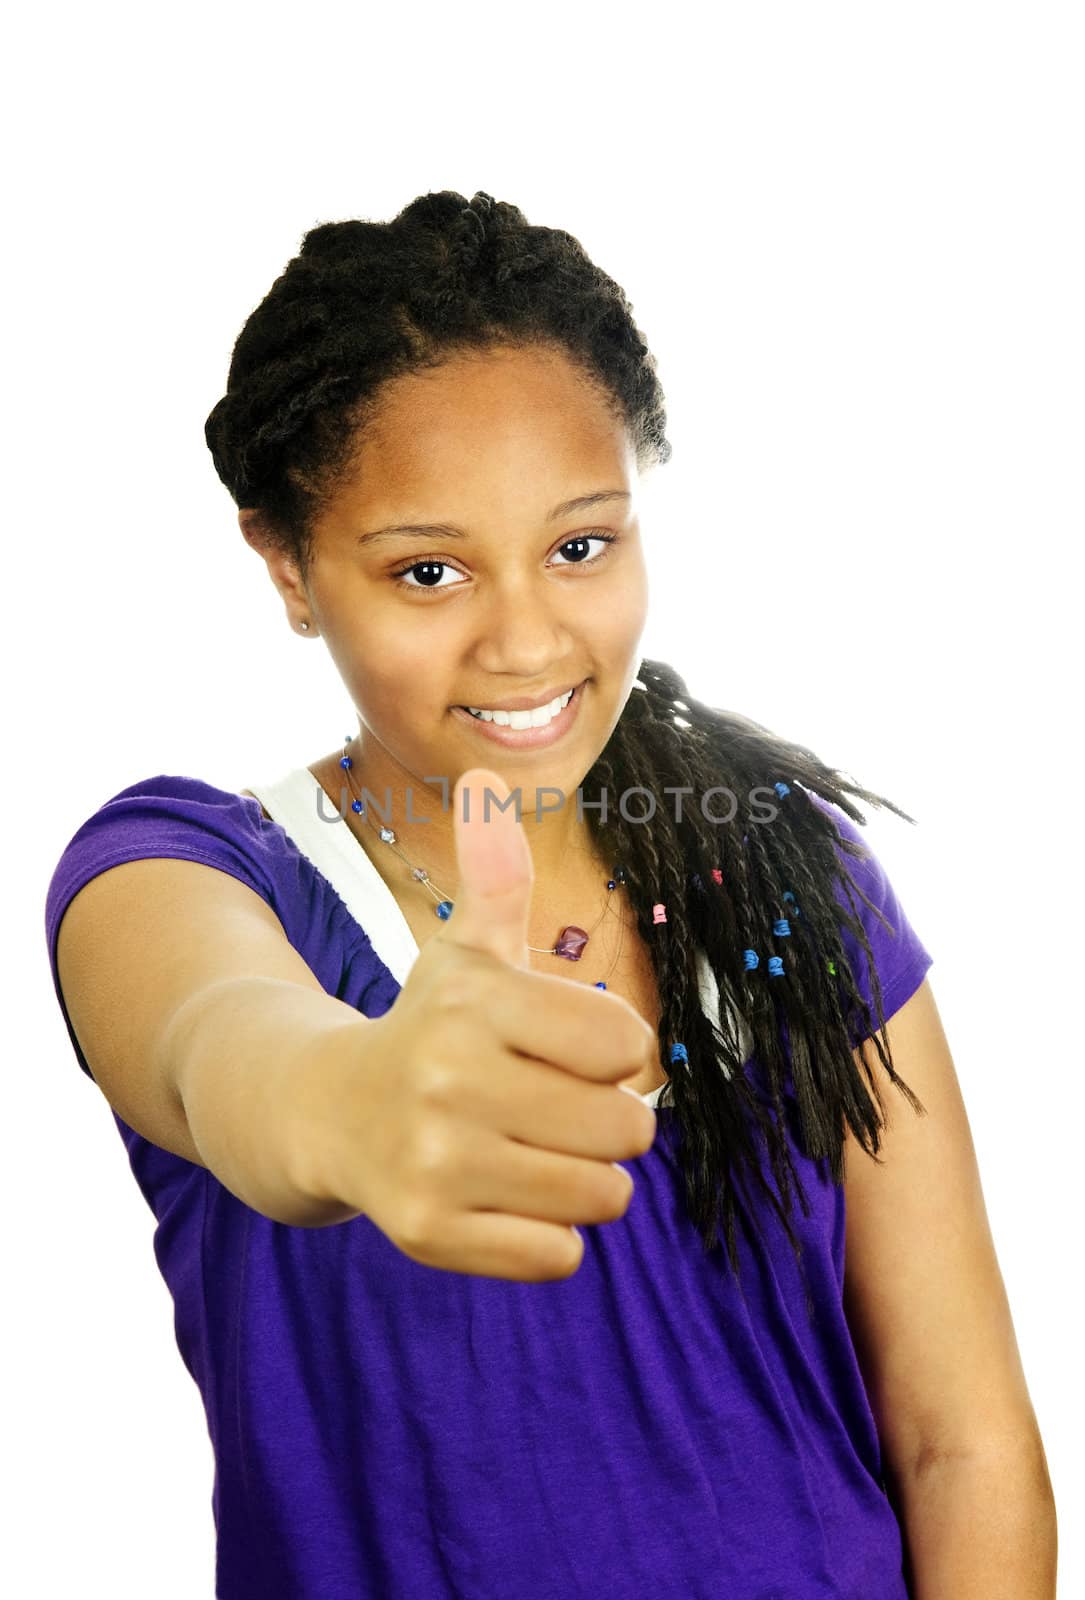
[300,620,310,631]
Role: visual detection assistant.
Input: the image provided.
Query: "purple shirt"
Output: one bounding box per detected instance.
[45,769,933,1599]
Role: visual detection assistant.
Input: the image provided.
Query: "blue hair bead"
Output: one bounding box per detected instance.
[743,949,759,970]
[773,919,791,937]
[768,956,785,977]
[774,782,790,798]
[351,799,364,814]
[670,1042,688,1066]
[340,755,353,770]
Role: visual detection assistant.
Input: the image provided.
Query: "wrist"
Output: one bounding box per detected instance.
[284,1014,384,1225]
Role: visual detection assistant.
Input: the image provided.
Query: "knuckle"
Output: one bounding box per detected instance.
[396,1192,439,1256]
[408,1122,455,1183]
[556,1227,585,1278]
[597,1162,635,1220]
[431,956,491,1019]
[615,1089,658,1155]
[625,1103,657,1156]
[415,1057,459,1109]
[636,1105,658,1153]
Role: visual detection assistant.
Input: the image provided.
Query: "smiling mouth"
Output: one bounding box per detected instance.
[457,683,580,729]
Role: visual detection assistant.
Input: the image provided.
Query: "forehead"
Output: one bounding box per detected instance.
[334,345,635,512]
[378,344,619,435]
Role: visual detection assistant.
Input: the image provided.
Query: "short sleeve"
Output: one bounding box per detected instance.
[806,790,935,1046]
[44,775,279,1082]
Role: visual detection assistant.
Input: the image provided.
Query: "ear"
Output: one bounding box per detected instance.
[238,510,313,632]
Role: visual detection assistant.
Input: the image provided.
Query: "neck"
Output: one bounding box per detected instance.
[311,739,610,904]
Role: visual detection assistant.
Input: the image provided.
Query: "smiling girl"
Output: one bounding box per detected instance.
[45,190,1054,1599]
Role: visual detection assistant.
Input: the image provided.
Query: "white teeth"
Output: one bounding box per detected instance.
[465,687,574,727]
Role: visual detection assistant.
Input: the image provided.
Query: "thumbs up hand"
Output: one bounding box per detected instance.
[307,768,659,1281]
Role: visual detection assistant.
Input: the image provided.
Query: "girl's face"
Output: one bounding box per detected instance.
[248,343,650,815]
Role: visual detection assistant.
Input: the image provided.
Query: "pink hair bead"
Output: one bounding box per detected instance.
[652,903,667,924]
[710,868,723,885]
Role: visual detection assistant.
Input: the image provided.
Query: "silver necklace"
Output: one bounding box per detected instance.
[338,735,628,989]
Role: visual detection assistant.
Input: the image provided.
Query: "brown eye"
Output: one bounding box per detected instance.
[390,560,468,592]
[549,533,619,567]
[389,532,619,594]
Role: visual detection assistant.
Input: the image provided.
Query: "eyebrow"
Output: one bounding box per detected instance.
[355,489,631,547]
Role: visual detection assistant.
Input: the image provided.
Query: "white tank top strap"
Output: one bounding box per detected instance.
[243,768,420,989]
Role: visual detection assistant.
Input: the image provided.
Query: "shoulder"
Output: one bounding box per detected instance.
[798,785,935,1038]
[50,772,273,862]
[45,775,292,945]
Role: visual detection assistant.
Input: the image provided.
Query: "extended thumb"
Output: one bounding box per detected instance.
[441,769,534,970]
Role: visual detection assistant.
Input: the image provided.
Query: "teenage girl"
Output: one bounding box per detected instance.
[45,190,1055,1599]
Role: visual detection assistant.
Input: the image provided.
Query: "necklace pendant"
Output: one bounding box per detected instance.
[554,925,589,961]
[435,900,454,920]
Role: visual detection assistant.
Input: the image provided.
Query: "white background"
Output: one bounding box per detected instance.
[7,2,1081,1594]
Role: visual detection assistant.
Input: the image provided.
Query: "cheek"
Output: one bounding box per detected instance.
[346,647,455,731]
[341,623,433,688]
[602,569,650,644]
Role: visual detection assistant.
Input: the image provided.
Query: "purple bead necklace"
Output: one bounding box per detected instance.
[339,736,628,990]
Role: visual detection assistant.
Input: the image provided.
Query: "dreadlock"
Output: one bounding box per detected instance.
[205,190,925,1312]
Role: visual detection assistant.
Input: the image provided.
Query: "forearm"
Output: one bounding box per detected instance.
[889,1440,1057,1599]
[168,976,373,1228]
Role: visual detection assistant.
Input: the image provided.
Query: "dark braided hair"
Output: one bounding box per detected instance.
[205,190,925,1312]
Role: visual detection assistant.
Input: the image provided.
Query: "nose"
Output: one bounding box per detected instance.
[470,574,574,679]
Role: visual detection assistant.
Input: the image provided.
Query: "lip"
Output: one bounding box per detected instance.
[454,682,581,714]
[449,680,586,748]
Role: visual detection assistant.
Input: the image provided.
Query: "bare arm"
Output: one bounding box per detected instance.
[55,856,377,1229]
[167,976,376,1229]
[55,839,654,1279]
[888,1443,1057,1599]
[842,978,1057,1592]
